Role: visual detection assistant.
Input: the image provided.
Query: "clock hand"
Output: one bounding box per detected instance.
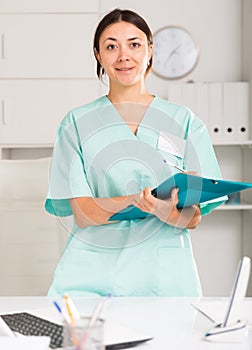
[165,44,181,64]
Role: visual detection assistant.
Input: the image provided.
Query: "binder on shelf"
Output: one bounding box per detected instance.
[109,173,252,221]
[167,82,250,144]
[223,82,249,142]
[167,83,182,105]
[208,83,223,143]
[168,83,209,125]
[223,82,236,142]
[235,82,249,142]
[181,83,196,112]
[195,82,209,126]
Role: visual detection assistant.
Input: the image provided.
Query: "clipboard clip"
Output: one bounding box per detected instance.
[151,189,157,197]
[211,179,219,184]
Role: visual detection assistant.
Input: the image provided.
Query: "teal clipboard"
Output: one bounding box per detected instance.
[108,173,252,221]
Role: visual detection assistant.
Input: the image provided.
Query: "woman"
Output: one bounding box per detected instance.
[45,8,225,297]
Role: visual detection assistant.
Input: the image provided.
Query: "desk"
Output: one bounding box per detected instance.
[0,297,252,349]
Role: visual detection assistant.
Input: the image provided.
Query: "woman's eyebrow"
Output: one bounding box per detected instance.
[128,37,142,41]
[103,37,117,43]
[103,36,142,43]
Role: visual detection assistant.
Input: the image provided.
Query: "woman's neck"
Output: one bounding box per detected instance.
[107,83,153,105]
[106,84,155,135]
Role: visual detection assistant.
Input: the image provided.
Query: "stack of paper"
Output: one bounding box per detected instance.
[0,336,50,350]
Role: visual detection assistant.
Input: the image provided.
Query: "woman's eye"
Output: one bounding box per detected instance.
[107,44,117,50]
[131,42,140,48]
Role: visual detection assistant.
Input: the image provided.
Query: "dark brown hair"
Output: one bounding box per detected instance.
[93,8,153,79]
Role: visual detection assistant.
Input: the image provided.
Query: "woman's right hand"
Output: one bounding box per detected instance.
[133,186,201,229]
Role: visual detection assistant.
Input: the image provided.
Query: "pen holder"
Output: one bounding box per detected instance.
[63,316,105,350]
[204,320,248,343]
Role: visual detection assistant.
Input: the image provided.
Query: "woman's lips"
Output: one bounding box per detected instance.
[116,67,133,71]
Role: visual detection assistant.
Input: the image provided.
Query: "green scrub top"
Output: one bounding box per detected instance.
[45,96,226,298]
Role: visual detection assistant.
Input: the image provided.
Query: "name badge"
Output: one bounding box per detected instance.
[158,131,186,158]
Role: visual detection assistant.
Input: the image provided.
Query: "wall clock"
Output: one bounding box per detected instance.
[152,26,200,79]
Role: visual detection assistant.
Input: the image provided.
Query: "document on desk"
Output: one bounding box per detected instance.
[109,173,252,221]
[0,336,50,350]
[104,321,153,349]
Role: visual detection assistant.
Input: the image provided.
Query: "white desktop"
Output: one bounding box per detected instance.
[0,257,251,350]
[0,296,252,349]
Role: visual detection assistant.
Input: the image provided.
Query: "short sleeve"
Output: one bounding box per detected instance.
[183,111,227,215]
[45,112,93,217]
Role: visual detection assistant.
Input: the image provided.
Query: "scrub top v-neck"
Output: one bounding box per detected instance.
[45,95,225,297]
[105,95,156,139]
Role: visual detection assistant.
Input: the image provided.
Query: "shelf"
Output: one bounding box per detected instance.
[0,144,53,148]
[0,145,53,159]
[0,201,45,211]
[213,140,252,146]
[215,203,252,211]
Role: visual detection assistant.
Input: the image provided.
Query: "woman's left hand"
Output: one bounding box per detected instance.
[133,187,201,229]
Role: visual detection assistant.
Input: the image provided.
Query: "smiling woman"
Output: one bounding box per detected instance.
[94,21,152,90]
[45,8,225,298]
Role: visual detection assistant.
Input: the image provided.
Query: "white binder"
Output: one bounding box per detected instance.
[235,82,249,141]
[181,83,196,112]
[195,82,209,125]
[167,83,182,105]
[167,82,249,144]
[208,82,223,143]
[219,82,249,142]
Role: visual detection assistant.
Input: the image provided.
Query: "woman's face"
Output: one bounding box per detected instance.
[96,21,152,87]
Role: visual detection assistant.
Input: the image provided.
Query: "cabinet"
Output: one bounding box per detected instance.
[0,10,101,155]
[0,0,99,13]
[0,80,99,145]
[0,14,98,78]
[0,205,64,295]
[0,3,101,295]
[0,158,68,295]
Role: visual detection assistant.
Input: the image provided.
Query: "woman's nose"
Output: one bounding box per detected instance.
[117,47,130,62]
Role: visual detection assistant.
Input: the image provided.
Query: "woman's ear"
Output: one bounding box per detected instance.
[94,49,102,64]
[148,44,153,62]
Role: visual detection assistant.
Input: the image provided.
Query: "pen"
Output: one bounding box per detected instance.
[77,294,112,350]
[52,300,71,324]
[63,294,80,324]
[63,295,80,348]
[163,159,185,173]
[190,303,216,323]
[53,300,62,314]
[89,293,112,327]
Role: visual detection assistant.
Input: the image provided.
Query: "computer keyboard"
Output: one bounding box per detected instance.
[1,312,63,349]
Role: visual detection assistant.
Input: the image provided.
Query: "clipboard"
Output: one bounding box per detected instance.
[108,173,252,221]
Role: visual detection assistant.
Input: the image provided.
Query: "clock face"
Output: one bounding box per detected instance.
[152,26,199,79]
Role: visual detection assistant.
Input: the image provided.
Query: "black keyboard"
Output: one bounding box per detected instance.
[1,312,63,349]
